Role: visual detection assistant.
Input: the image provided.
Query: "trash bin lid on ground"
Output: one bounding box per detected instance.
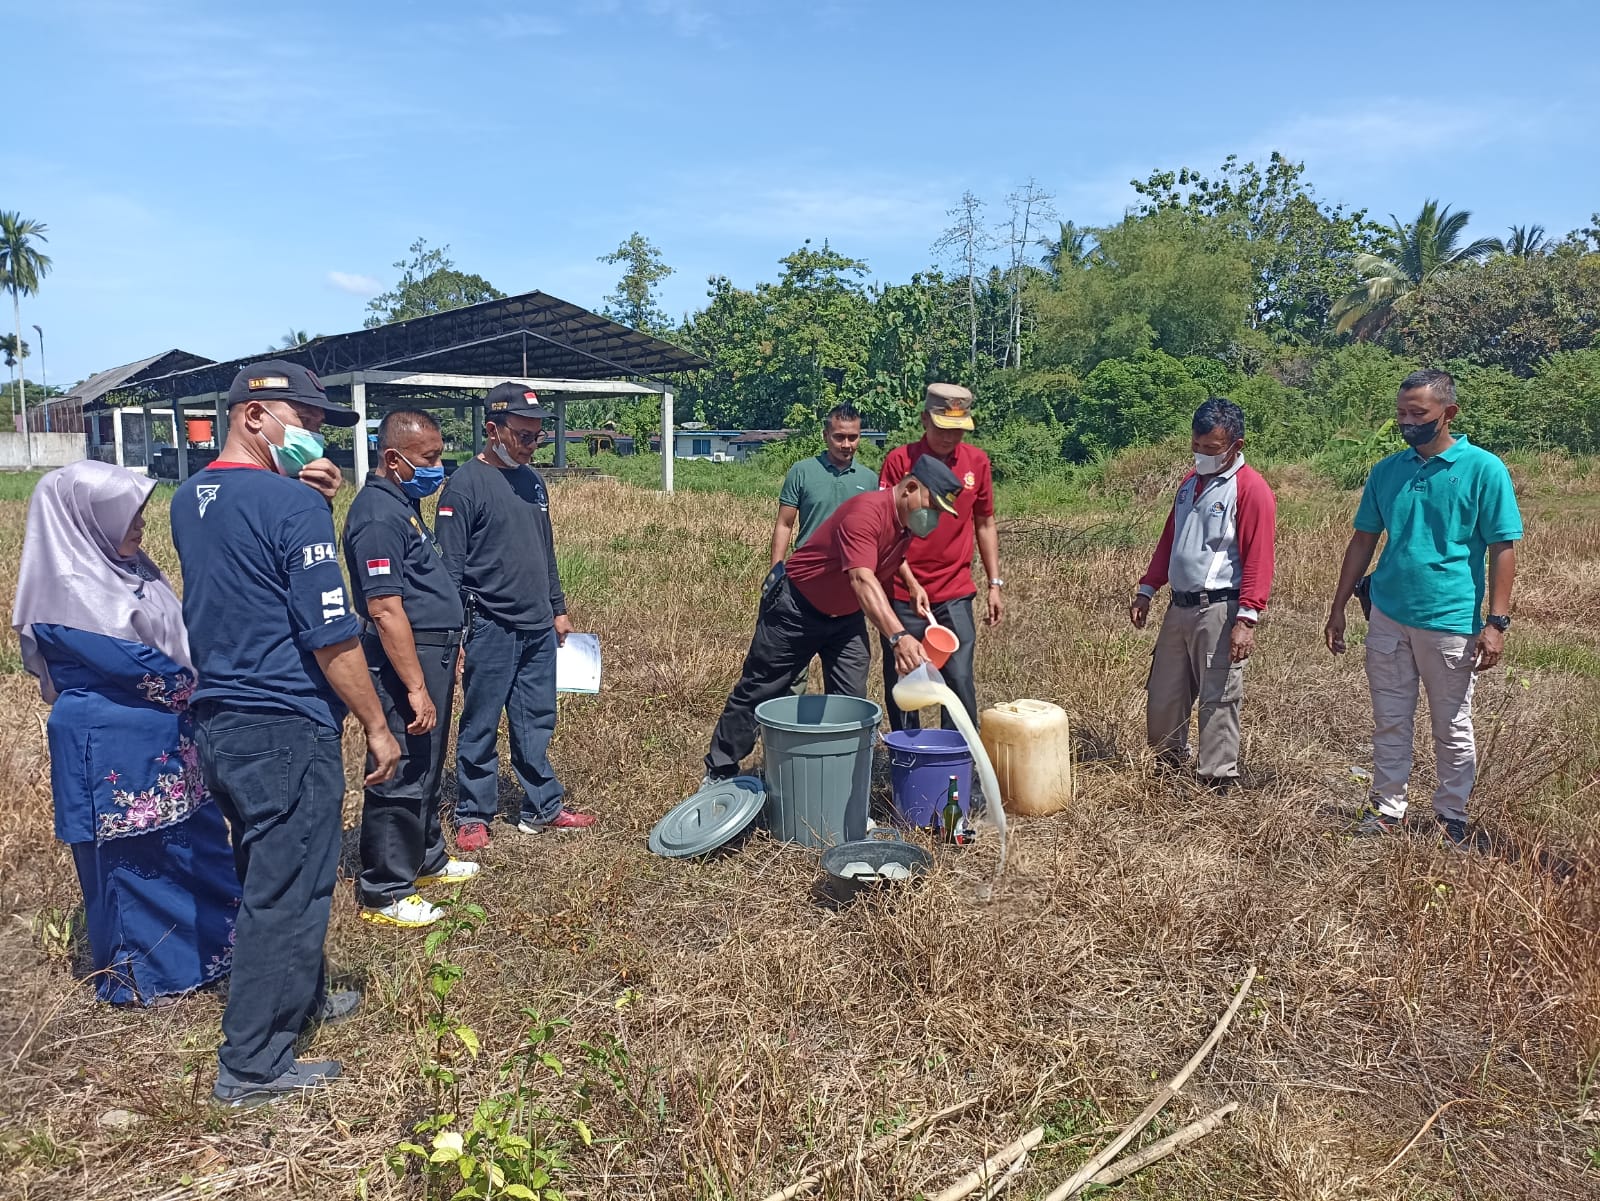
[648,775,766,858]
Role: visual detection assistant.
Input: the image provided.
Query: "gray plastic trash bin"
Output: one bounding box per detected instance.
[755,694,882,848]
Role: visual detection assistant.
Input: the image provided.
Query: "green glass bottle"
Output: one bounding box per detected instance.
[942,775,961,844]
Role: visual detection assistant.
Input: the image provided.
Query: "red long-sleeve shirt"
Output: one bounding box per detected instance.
[1138,461,1276,621]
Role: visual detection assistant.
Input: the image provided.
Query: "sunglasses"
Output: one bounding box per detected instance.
[496,426,541,448]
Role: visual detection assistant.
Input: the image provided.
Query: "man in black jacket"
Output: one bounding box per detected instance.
[436,383,595,851]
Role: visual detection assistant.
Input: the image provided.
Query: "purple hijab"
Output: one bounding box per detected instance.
[12,461,192,703]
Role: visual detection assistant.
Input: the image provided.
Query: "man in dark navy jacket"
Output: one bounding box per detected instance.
[173,361,399,1108]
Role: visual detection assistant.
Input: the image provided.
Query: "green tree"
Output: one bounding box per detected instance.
[1064,350,1207,460]
[1332,200,1502,338]
[1041,220,1094,276]
[364,238,504,327]
[1399,251,1600,376]
[598,232,674,334]
[0,212,52,434]
[1031,209,1254,370]
[1506,225,1548,259]
[678,241,875,430]
[1130,153,1373,341]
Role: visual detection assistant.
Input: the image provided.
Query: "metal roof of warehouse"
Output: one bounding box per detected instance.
[121,289,709,403]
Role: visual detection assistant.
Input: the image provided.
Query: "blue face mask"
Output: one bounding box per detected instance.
[397,453,445,499]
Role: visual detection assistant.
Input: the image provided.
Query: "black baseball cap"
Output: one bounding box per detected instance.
[909,454,962,515]
[485,381,550,420]
[226,360,360,427]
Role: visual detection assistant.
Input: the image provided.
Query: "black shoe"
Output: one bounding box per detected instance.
[1435,816,1470,847]
[311,989,362,1026]
[212,1058,342,1108]
[1198,776,1235,795]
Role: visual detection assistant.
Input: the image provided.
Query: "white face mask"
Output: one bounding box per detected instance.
[490,439,519,467]
[1194,444,1239,475]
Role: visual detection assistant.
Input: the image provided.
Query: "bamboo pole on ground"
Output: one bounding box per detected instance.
[1087,1102,1238,1187]
[1041,965,1257,1201]
[928,1126,1044,1201]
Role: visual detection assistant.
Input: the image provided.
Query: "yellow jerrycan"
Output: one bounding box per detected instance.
[979,699,1074,817]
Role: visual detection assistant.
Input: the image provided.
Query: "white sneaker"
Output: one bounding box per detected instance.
[360,895,445,928]
[416,859,481,888]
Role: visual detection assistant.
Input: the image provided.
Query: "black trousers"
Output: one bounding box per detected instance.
[195,706,342,1085]
[881,594,980,731]
[357,633,460,908]
[705,568,871,778]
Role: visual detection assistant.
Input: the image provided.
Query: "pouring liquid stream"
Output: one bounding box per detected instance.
[891,674,1008,878]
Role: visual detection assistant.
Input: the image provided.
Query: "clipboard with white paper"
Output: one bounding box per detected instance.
[555,633,601,694]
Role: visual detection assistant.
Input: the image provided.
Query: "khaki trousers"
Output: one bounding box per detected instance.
[1146,597,1244,780]
[1364,606,1478,822]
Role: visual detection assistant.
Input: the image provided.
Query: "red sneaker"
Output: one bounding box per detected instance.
[455,822,491,852]
[517,809,597,833]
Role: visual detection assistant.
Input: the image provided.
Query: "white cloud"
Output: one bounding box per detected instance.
[688,175,951,245]
[327,271,383,296]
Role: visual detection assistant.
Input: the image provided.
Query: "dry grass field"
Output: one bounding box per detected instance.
[2,460,1599,1200]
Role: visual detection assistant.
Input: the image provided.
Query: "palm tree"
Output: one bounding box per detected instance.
[0,213,52,453]
[271,328,317,350]
[0,333,24,420]
[1506,224,1547,259]
[1041,220,1094,275]
[1332,200,1502,338]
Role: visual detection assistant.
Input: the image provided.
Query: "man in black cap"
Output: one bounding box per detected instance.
[437,382,595,851]
[701,454,962,784]
[171,360,401,1107]
[343,409,478,929]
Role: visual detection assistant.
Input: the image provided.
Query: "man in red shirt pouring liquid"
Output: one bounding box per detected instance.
[700,454,964,786]
[878,383,1004,732]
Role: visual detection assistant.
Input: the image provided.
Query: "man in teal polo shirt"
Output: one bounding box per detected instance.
[1325,369,1522,845]
[770,403,875,692]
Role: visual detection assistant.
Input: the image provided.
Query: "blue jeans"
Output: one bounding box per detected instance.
[195,706,341,1084]
[455,615,564,827]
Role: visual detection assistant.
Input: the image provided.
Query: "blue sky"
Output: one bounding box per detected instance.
[8,0,1596,386]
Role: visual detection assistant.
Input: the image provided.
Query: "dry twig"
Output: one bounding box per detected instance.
[756,1096,980,1201]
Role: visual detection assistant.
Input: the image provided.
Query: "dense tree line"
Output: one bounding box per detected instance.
[366,154,1600,477]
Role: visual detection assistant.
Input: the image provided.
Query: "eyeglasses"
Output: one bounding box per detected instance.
[497,427,541,447]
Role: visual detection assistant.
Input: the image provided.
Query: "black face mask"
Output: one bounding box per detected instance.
[1398,419,1441,447]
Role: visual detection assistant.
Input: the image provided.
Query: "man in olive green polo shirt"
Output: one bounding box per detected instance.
[771,403,874,562]
[1325,369,1522,846]
[770,403,876,692]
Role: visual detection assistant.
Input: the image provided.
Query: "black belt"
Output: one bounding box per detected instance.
[1171,588,1239,608]
[361,620,466,646]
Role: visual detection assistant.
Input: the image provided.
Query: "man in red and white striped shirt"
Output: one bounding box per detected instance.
[1130,398,1277,790]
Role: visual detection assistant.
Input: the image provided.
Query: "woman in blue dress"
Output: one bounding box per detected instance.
[13,460,240,1006]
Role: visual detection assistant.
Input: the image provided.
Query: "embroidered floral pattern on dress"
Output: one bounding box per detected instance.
[204,911,238,982]
[138,671,196,713]
[96,734,210,840]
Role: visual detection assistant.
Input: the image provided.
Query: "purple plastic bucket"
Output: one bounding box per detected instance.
[884,729,973,828]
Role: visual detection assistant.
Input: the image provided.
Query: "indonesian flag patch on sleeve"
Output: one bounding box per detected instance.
[438,506,454,517]
[366,559,392,576]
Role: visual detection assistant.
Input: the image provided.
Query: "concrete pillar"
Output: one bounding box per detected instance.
[472,402,484,457]
[661,387,674,494]
[176,404,190,483]
[351,373,369,487]
[140,403,153,473]
[214,391,228,449]
[554,395,568,468]
[113,407,126,468]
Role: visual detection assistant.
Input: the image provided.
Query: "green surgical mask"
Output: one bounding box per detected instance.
[906,505,942,539]
[262,408,326,477]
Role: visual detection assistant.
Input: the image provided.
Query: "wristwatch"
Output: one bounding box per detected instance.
[1485,614,1512,632]
[889,631,911,646]
[989,578,1005,589]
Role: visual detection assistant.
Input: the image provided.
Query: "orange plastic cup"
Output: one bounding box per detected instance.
[923,622,959,669]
